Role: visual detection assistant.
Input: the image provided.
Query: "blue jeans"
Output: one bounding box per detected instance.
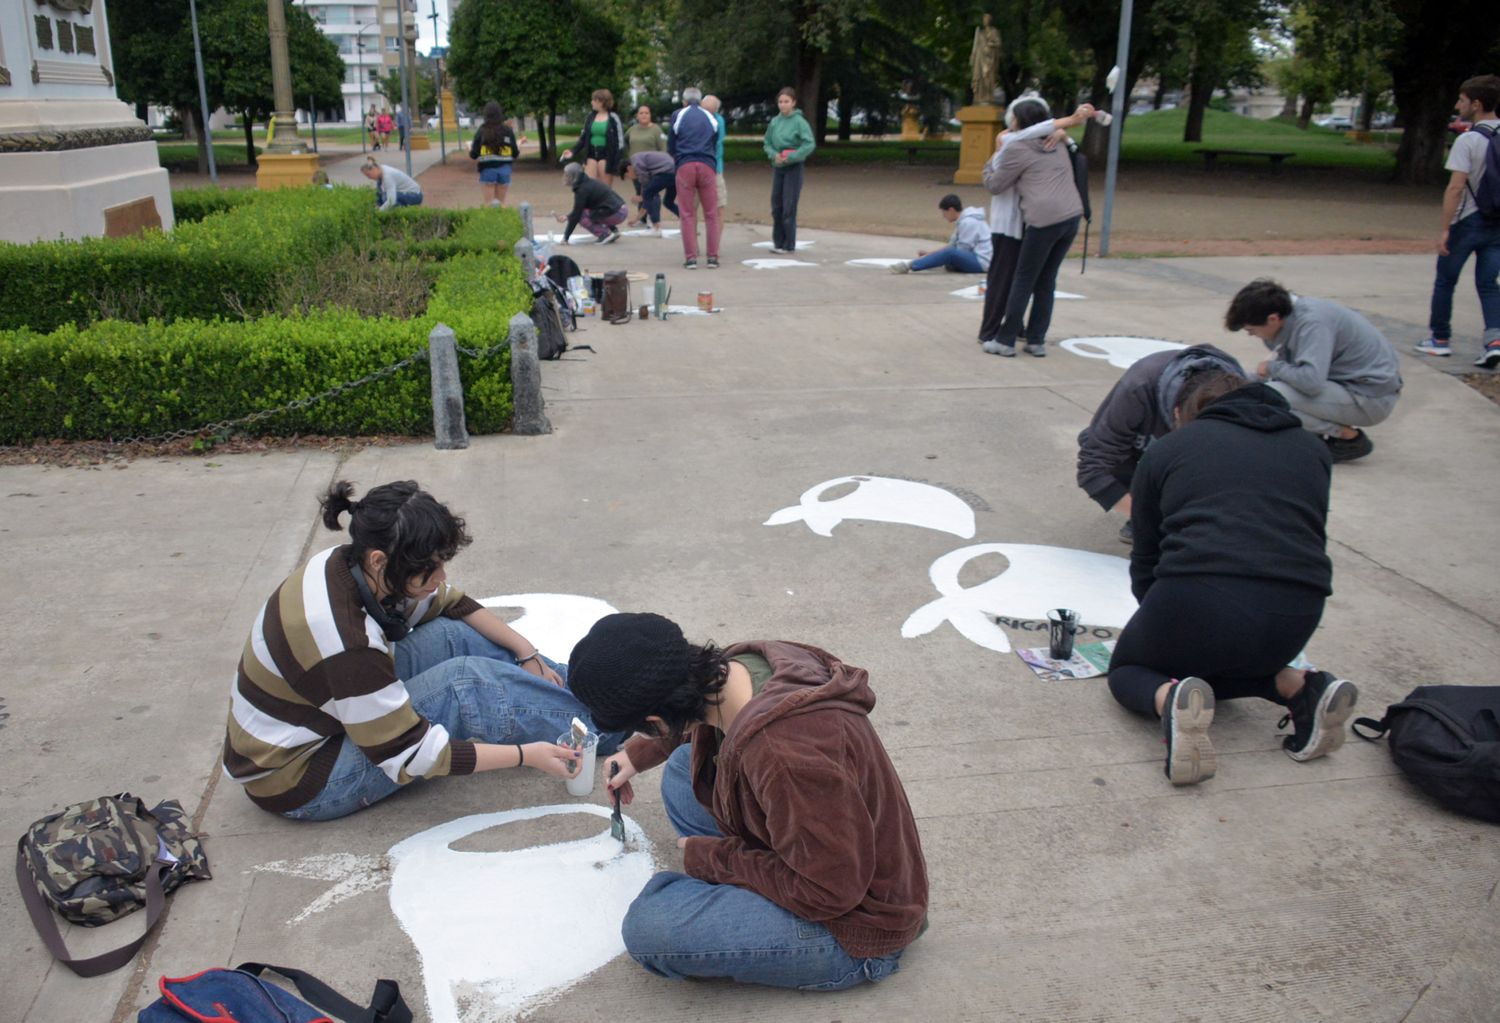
[620,745,904,990]
[283,617,621,821]
[1429,214,1500,342]
[640,171,679,224]
[910,246,985,273]
[375,187,423,209]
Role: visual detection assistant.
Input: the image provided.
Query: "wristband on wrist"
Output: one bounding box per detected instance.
[516,743,524,766]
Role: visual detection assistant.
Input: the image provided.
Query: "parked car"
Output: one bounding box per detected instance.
[426,114,474,129]
[1314,114,1353,130]
[1371,112,1396,129]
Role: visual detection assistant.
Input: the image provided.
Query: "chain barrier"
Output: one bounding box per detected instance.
[1,345,432,452]
[454,339,512,359]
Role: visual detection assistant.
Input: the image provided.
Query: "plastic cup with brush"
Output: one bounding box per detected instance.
[559,717,599,797]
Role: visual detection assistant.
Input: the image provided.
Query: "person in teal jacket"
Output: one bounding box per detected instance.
[762,87,815,253]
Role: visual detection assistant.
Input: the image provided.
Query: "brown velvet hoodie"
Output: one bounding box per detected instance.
[623,640,929,958]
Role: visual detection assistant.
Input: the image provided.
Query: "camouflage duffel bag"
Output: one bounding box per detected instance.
[16,793,211,977]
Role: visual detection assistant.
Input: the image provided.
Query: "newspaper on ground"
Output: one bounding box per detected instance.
[1017,640,1116,681]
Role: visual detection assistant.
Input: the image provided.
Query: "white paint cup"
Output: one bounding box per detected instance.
[557,730,599,797]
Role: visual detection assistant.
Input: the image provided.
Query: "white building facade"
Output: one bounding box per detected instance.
[298,0,383,123]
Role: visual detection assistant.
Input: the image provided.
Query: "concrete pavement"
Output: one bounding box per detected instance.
[3,225,1498,1023]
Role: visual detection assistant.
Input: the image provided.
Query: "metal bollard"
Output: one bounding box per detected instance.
[514,237,537,280]
[508,313,552,435]
[427,324,469,449]
[518,201,534,243]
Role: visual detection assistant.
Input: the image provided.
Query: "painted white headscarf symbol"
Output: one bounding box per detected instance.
[387,805,655,1023]
[901,543,1137,653]
[764,476,977,539]
[476,594,619,662]
[1059,337,1186,369]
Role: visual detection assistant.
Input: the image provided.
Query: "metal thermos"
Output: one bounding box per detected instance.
[654,273,670,320]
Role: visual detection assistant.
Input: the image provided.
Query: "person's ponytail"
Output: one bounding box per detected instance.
[320,480,357,530]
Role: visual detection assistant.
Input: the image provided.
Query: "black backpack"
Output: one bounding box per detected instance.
[1353,685,1500,823]
[1066,140,1092,272]
[1465,124,1500,223]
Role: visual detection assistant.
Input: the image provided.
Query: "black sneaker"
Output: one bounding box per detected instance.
[683,257,697,270]
[1477,343,1500,369]
[1279,670,1358,762]
[1326,429,1373,463]
[706,256,719,269]
[1118,520,1134,545]
[601,228,620,245]
[1162,677,1216,785]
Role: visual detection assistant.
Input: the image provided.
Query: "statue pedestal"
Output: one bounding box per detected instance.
[900,106,921,141]
[953,104,1004,185]
[440,90,460,136]
[256,152,321,190]
[409,129,431,151]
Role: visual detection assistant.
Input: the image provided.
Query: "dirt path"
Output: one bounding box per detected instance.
[407,157,1442,258]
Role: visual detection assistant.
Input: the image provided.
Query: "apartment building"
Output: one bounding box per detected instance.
[297,0,415,123]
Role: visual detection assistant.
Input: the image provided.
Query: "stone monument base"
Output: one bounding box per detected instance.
[256,151,321,190]
[0,140,172,244]
[409,130,430,151]
[953,104,1005,185]
[440,91,460,136]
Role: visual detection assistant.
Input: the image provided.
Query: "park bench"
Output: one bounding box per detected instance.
[1196,148,1296,173]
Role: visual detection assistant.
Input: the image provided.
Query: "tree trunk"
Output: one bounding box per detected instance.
[545,108,557,163]
[1392,86,1452,184]
[795,46,822,143]
[1358,85,1376,131]
[1279,94,1297,119]
[188,105,208,175]
[1153,78,1166,110]
[242,114,257,168]
[836,84,852,141]
[1182,61,1213,143]
[1297,96,1315,130]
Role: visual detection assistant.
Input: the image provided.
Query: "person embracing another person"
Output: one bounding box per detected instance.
[566,613,929,990]
[763,87,815,254]
[220,480,620,821]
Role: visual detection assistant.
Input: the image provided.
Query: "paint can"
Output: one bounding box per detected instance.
[697,290,713,313]
[639,304,649,320]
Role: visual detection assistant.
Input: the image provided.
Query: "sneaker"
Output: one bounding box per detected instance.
[650,226,662,237]
[981,340,1016,357]
[1325,429,1374,463]
[1476,343,1500,369]
[683,258,697,270]
[1024,342,1047,358]
[706,256,719,269]
[1162,677,1216,785]
[1413,338,1451,357]
[1118,520,1134,545]
[768,246,788,254]
[601,228,620,245]
[889,261,910,274]
[1279,670,1358,762]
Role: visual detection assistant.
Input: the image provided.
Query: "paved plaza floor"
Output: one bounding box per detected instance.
[2,222,1497,1023]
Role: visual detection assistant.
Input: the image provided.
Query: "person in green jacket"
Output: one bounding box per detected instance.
[762,87,816,253]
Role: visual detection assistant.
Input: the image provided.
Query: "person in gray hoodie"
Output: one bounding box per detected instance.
[889,195,991,274]
[1225,278,1402,463]
[1076,344,1244,543]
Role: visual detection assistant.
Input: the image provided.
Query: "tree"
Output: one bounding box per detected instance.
[376,66,438,118]
[1150,0,1268,143]
[446,0,620,160]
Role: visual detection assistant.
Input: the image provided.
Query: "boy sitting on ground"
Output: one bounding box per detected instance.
[890,194,992,275]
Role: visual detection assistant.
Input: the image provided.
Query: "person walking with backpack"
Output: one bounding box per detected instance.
[221,480,620,820]
[980,96,1085,358]
[1108,373,1359,787]
[669,86,722,269]
[1414,74,1500,369]
[763,87,815,254]
[469,101,521,207]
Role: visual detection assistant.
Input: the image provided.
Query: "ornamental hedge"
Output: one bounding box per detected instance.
[0,188,531,444]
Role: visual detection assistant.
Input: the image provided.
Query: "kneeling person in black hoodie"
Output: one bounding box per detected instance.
[1108,372,1359,786]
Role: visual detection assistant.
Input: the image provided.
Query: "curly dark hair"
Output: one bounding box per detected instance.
[319,480,472,602]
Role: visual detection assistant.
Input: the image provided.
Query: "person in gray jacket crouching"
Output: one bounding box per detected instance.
[1225,279,1402,463]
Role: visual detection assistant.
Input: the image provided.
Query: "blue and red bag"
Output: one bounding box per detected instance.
[139,963,411,1023]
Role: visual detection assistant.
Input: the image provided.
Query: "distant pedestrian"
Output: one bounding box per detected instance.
[1414,73,1500,368]
[669,86,722,269]
[563,89,625,186]
[888,194,991,274]
[396,105,411,150]
[375,109,394,150]
[702,94,729,210]
[762,87,814,253]
[1225,278,1402,463]
[362,157,423,211]
[469,101,520,207]
[365,104,380,149]
[556,162,626,244]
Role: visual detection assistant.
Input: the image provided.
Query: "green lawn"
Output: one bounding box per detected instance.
[156,143,257,168]
[1108,108,1399,171]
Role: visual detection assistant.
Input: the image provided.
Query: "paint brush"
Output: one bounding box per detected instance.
[567,716,588,776]
[608,762,625,843]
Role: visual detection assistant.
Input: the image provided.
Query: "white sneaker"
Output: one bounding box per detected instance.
[889,261,910,274]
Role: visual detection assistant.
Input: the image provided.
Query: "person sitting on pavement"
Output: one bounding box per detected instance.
[1077,344,1244,545]
[621,150,679,235]
[567,612,929,991]
[1225,278,1402,463]
[361,157,423,211]
[556,162,626,245]
[221,480,620,821]
[1108,373,1359,787]
[890,195,992,275]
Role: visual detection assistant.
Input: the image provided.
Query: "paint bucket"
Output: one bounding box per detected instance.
[697,290,713,313]
[1047,609,1080,660]
[558,729,600,796]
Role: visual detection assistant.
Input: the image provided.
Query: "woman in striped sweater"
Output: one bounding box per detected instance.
[221,479,619,821]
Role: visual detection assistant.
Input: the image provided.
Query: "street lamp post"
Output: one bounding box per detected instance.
[397,16,415,175]
[187,0,217,184]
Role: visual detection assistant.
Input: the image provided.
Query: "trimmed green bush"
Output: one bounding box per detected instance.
[170,186,263,224]
[0,195,532,443]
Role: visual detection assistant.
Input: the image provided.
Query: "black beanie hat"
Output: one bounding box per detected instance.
[568,612,696,732]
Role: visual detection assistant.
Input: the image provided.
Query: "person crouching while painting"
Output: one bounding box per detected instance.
[567,613,929,990]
